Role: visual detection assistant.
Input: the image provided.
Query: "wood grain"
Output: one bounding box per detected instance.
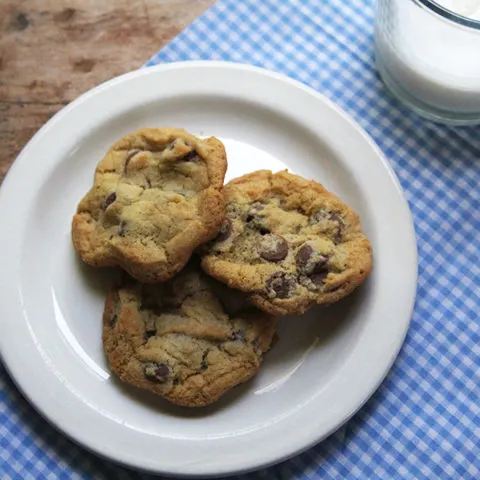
[0,0,214,183]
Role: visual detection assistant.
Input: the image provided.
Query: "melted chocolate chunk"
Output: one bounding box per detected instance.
[295,244,313,270]
[201,351,209,370]
[246,203,265,222]
[329,212,342,223]
[258,234,288,262]
[329,213,344,243]
[144,363,169,383]
[180,150,200,162]
[265,272,296,299]
[118,221,127,237]
[334,229,343,244]
[105,192,116,209]
[124,149,140,173]
[310,271,329,285]
[245,204,270,234]
[310,210,345,243]
[144,322,157,340]
[295,244,328,275]
[231,330,245,341]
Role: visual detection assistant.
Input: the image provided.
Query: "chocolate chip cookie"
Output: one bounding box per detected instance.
[72,128,227,282]
[103,260,277,407]
[200,170,372,316]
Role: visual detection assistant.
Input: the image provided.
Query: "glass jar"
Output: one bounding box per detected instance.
[375,0,480,125]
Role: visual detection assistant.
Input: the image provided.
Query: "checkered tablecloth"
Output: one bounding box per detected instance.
[1,0,479,478]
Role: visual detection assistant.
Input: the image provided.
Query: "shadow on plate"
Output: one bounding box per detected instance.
[264,284,367,366]
[110,372,257,418]
[75,256,120,297]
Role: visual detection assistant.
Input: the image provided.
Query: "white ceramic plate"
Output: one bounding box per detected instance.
[0,62,417,477]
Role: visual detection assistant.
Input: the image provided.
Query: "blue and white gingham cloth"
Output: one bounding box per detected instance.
[1,0,479,478]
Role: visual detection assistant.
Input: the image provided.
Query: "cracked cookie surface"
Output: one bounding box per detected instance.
[103,260,277,407]
[72,128,227,282]
[200,170,372,316]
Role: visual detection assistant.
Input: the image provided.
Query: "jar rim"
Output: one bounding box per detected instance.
[416,0,480,29]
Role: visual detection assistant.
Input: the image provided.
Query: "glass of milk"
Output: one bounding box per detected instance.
[375,0,480,125]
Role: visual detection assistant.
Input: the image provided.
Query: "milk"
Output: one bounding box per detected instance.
[437,0,480,19]
[375,0,480,118]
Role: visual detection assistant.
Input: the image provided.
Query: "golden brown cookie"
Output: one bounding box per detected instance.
[72,128,227,282]
[103,260,277,407]
[200,170,372,316]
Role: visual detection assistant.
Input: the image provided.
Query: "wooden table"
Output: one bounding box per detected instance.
[0,0,215,184]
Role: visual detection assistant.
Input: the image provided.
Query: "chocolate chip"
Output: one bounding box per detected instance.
[265,272,296,299]
[311,209,342,224]
[310,210,345,243]
[246,202,265,223]
[144,329,157,340]
[231,330,245,341]
[245,204,270,233]
[124,149,140,173]
[329,212,342,223]
[334,229,343,244]
[295,244,328,275]
[258,234,288,262]
[118,221,127,237]
[109,313,118,328]
[201,351,209,370]
[146,178,152,188]
[105,192,116,208]
[296,244,313,269]
[310,271,329,285]
[12,13,29,31]
[310,209,329,223]
[144,363,169,383]
[215,218,232,242]
[329,213,344,243]
[180,150,200,162]
[249,218,270,233]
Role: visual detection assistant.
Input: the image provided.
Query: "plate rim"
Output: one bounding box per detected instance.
[0,61,418,477]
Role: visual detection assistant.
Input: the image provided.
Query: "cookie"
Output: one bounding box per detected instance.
[200,170,372,316]
[72,128,227,282]
[103,260,277,407]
